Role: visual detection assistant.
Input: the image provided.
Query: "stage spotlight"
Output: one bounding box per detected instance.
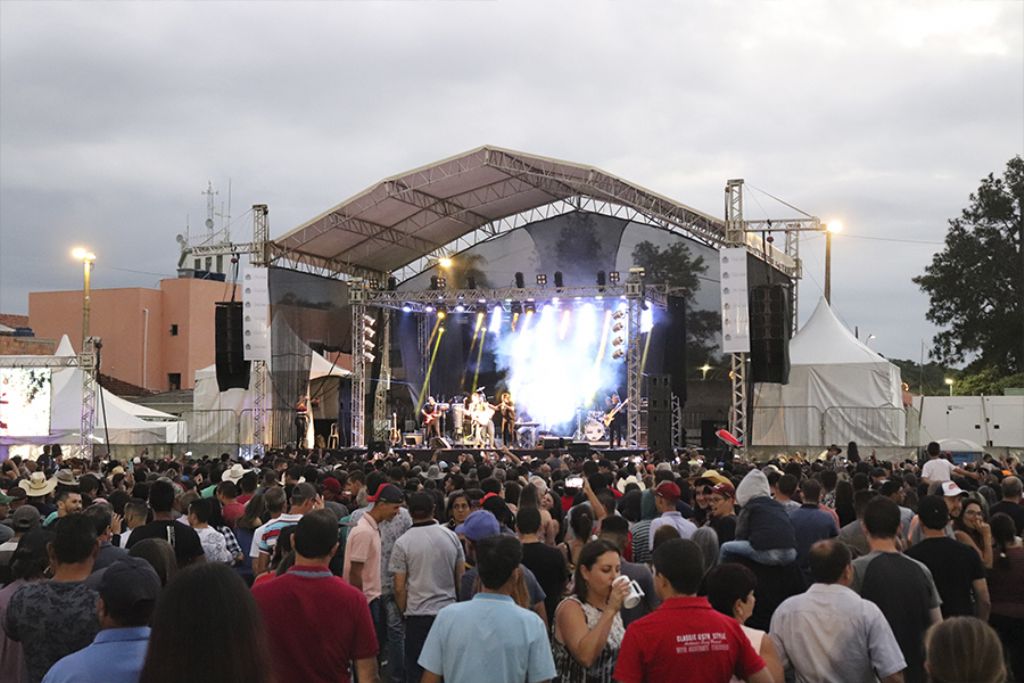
[612,310,626,320]
[597,271,606,287]
[401,305,412,313]
[609,271,620,283]
[436,276,447,289]
[424,305,434,313]
[363,338,376,351]
[525,302,536,314]
[430,276,439,290]
[554,271,564,288]
[363,314,376,327]
[612,336,624,347]
[536,274,547,286]
[613,321,624,332]
[514,272,525,288]
[438,256,453,269]
[363,352,376,363]
[437,308,447,321]
[511,302,522,315]
[454,304,465,313]
[612,348,624,360]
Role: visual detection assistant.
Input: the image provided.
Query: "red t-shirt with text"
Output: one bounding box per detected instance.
[614,596,765,683]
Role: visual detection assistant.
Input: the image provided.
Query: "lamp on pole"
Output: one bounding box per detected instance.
[944,377,954,397]
[824,220,842,304]
[71,247,96,347]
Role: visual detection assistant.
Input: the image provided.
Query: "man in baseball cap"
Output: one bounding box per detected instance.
[454,510,548,627]
[648,481,696,551]
[43,556,160,683]
[709,481,739,543]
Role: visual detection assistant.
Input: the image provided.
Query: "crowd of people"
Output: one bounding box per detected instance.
[0,439,1020,682]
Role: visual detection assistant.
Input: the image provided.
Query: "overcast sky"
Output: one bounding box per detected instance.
[1,0,1021,363]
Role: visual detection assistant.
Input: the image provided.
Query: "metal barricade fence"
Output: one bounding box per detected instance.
[822,406,907,447]
[750,405,825,446]
[751,405,909,447]
[176,409,239,446]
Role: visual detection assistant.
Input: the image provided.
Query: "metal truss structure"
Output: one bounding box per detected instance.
[372,311,392,441]
[0,348,96,456]
[672,394,683,448]
[725,180,749,450]
[625,275,644,447]
[349,280,369,448]
[250,206,270,457]
[80,337,98,456]
[359,283,668,311]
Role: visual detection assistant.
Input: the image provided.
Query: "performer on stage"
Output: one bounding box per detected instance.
[606,392,626,448]
[469,391,496,448]
[422,396,442,441]
[294,394,309,450]
[498,392,517,447]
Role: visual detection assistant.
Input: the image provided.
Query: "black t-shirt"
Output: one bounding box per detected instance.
[125,519,204,568]
[710,514,737,544]
[853,551,941,683]
[520,541,568,623]
[906,537,984,618]
[731,556,807,632]
[989,501,1024,536]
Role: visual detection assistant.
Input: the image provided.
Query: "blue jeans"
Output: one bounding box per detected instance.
[719,540,797,566]
[383,594,406,683]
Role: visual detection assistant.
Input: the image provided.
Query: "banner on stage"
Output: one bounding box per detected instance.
[720,247,750,353]
[242,264,270,362]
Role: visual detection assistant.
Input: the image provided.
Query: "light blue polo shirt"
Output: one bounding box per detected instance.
[418,592,556,683]
[42,626,150,683]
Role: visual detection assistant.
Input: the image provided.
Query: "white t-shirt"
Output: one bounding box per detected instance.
[921,458,955,484]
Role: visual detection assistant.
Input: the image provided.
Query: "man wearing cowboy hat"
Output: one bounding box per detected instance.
[20,471,58,516]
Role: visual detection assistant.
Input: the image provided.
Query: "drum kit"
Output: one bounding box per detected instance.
[582,409,607,442]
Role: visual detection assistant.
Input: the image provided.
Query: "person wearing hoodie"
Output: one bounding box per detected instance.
[719,470,798,566]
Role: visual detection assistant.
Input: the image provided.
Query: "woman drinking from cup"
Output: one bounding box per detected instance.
[553,539,635,682]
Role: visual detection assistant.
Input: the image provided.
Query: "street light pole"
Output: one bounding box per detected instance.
[72,248,96,349]
[824,221,842,305]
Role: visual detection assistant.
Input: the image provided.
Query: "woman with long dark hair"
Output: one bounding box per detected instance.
[954,497,993,568]
[445,490,471,531]
[834,480,856,528]
[552,539,630,682]
[986,512,1023,679]
[139,562,273,683]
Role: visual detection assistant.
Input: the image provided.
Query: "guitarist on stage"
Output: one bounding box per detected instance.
[498,392,517,447]
[606,393,626,448]
[422,396,442,441]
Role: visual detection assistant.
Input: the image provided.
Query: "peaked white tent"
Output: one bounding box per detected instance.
[752,298,906,446]
[1,336,183,446]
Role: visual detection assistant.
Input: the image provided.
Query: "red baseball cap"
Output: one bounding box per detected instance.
[712,482,736,498]
[654,481,681,500]
[321,478,342,495]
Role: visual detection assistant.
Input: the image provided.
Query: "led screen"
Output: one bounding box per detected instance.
[0,368,52,437]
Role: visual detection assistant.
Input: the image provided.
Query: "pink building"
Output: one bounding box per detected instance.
[30,278,234,391]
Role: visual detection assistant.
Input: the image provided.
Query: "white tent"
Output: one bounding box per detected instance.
[752,298,906,446]
[1,336,183,446]
[190,349,349,446]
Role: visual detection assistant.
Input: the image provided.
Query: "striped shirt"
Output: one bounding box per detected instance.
[250,513,303,558]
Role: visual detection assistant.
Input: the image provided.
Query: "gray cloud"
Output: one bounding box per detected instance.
[1,0,1021,363]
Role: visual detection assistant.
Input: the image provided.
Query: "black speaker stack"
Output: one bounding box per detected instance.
[749,284,791,384]
[215,302,250,391]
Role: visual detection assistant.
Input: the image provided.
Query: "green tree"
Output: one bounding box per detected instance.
[953,367,1024,396]
[913,156,1023,374]
[888,358,958,396]
[631,240,718,364]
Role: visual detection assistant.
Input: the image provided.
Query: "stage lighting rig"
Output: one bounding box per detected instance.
[536,274,547,286]
[554,271,564,288]
[608,271,620,284]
